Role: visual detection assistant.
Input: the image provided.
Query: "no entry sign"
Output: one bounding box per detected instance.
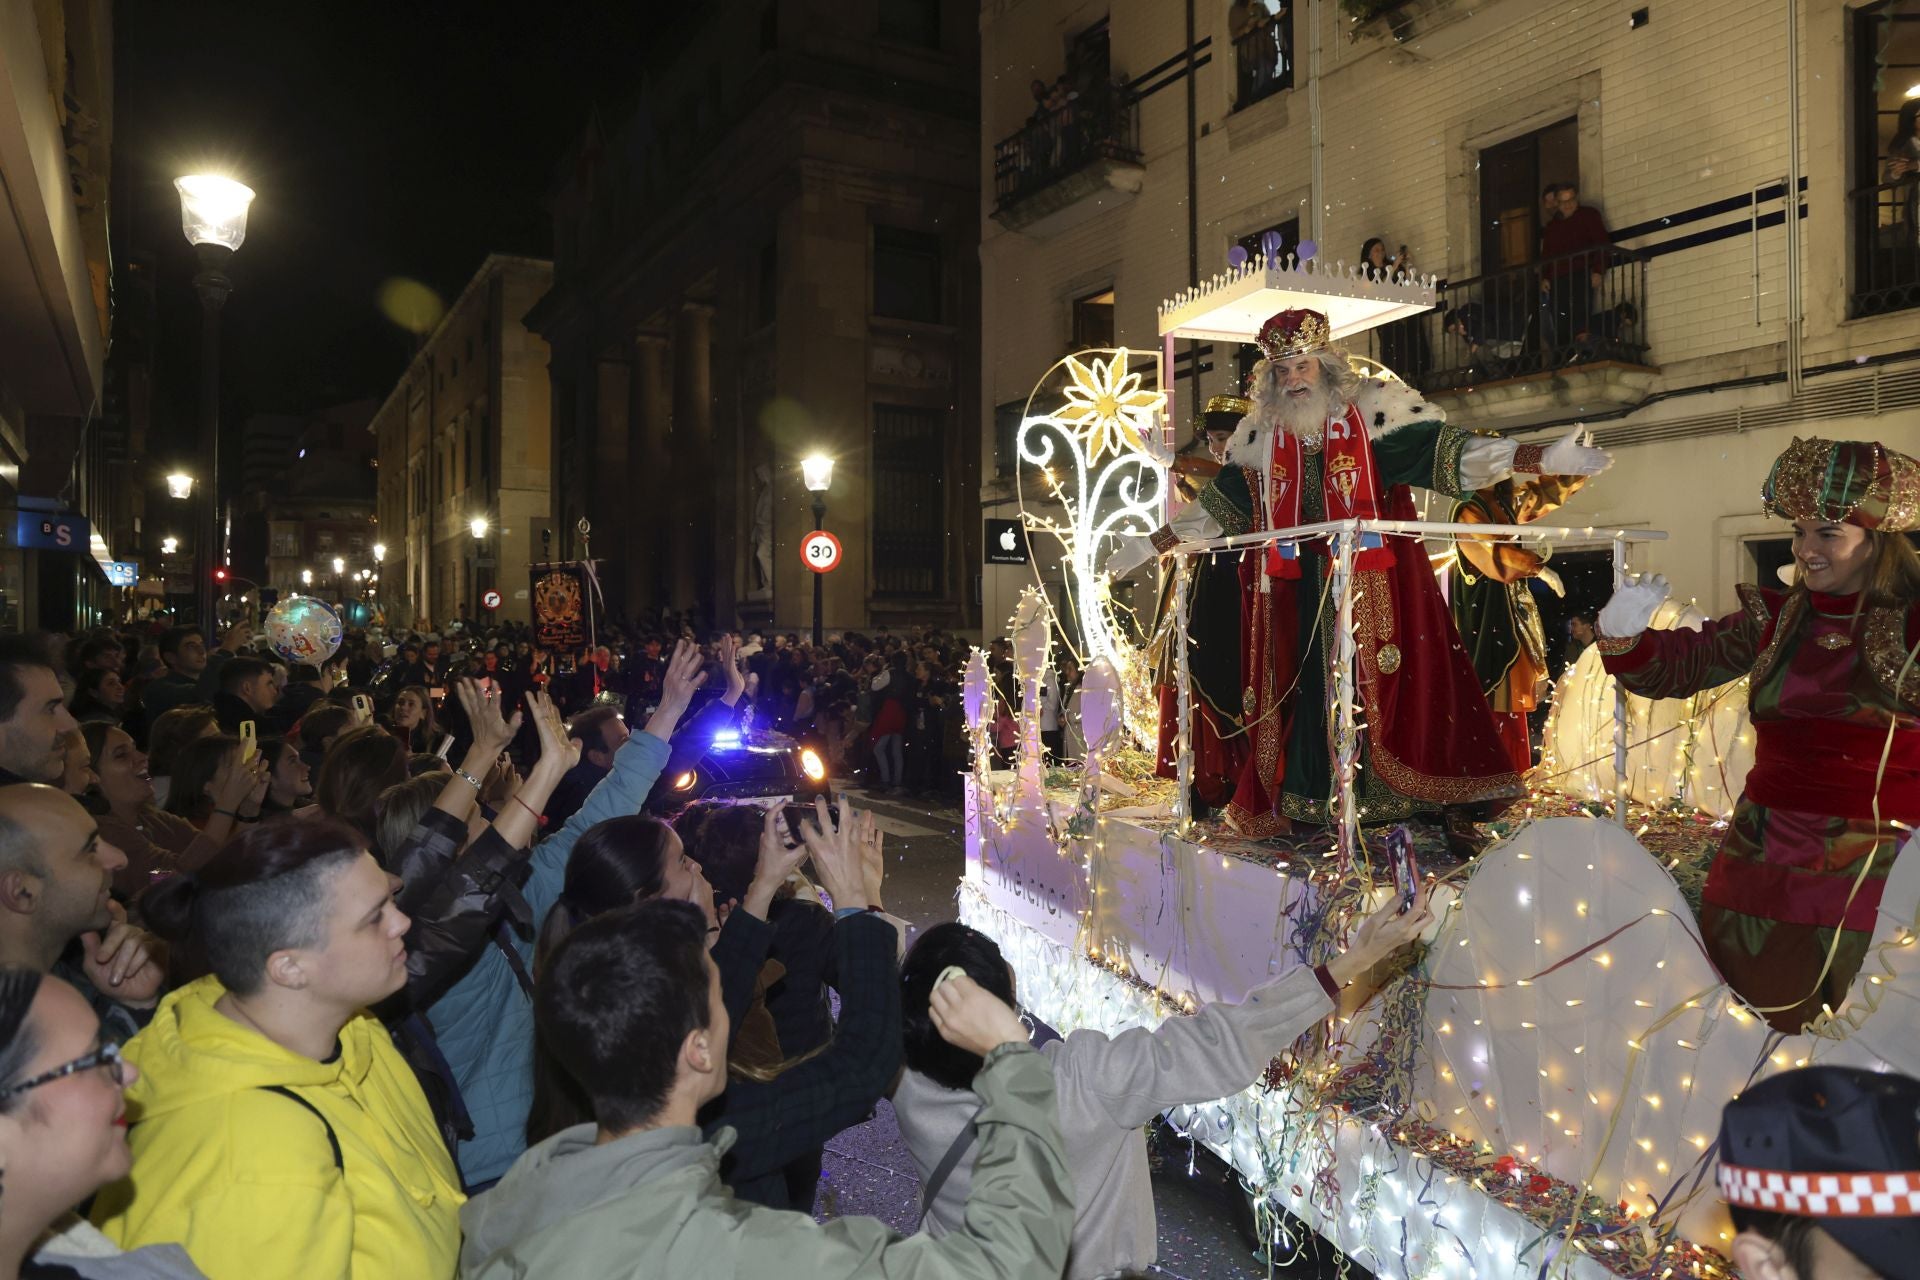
[801,530,842,574]
[481,589,502,611]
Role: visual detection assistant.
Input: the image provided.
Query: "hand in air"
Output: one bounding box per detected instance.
[1597,572,1670,640]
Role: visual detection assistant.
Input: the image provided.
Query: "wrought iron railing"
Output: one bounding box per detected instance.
[992,83,1141,209]
[1232,20,1292,108]
[1385,244,1651,392]
[1849,177,1920,318]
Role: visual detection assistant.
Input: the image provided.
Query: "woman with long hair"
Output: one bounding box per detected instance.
[83,722,258,900]
[389,685,438,753]
[1598,437,1920,1030]
[159,735,267,834]
[314,725,410,843]
[68,667,128,726]
[256,735,314,818]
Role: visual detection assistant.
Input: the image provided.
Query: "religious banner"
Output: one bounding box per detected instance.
[529,562,588,651]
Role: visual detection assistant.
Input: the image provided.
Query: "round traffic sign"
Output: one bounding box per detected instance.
[481,589,502,611]
[801,530,842,574]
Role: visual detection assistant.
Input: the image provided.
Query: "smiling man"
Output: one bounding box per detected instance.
[0,635,81,785]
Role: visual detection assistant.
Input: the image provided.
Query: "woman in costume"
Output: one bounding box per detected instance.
[1597,437,1920,1030]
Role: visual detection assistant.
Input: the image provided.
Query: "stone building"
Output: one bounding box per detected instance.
[980,0,1920,631]
[372,254,553,627]
[528,0,982,636]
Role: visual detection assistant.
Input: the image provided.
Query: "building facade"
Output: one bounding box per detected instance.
[372,254,553,628]
[223,399,379,613]
[980,0,1920,632]
[0,0,129,630]
[528,0,982,637]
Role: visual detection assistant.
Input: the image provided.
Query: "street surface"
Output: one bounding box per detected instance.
[816,783,1352,1279]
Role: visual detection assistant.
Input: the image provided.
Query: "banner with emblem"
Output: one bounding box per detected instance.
[529,563,589,651]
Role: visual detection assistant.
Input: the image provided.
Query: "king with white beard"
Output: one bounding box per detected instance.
[1107,308,1610,838]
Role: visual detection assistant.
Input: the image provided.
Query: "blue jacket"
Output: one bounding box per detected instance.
[426,731,671,1185]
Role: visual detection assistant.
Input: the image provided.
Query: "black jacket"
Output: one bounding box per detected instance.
[700,911,902,1210]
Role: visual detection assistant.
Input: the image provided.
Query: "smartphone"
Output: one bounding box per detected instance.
[782,800,841,845]
[352,693,373,722]
[434,733,456,760]
[1387,824,1418,914]
[238,720,257,763]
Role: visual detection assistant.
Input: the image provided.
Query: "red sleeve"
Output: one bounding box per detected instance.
[1600,599,1764,700]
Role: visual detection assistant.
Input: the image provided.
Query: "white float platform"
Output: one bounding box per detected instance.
[962,774,1920,1279]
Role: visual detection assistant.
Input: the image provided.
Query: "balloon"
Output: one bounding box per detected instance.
[1227,244,1249,269]
[1259,230,1286,262]
[264,595,343,666]
[1296,239,1318,261]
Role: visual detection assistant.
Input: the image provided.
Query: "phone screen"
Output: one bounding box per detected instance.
[1387,824,1417,913]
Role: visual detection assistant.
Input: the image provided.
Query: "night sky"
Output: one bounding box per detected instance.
[114,2,685,456]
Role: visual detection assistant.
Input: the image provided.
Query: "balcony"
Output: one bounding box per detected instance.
[991,83,1143,239]
[1232,18,1292,109]
[1395,246,1655,424]
[1849,178,1920,319]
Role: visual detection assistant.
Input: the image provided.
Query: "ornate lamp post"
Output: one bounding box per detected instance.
[801,453,834,647]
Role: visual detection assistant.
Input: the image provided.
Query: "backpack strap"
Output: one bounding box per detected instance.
[917,1110,981,1228]
[261,1085,343,1171]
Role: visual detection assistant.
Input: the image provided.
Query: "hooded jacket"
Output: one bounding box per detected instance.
[893,962,1336,1280]
[90,976,464,1280]
[425,730,672,1184]
[458,1042,1071,1279]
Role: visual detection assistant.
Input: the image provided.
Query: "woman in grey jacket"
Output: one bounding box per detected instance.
[893,887,1435,1280]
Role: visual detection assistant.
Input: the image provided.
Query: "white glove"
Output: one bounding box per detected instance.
[1534,565,1565,598]
[1538,426,1610,477]
[1597,572,1670,639]
[1102,535,1155,579]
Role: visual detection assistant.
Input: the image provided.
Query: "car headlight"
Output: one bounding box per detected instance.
[799,748,826,783]
[672,770,697,791]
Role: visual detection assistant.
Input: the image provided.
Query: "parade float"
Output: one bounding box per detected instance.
[960,253,1920,1278]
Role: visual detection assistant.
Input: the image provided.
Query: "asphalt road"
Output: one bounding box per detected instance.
[811,783,1347,1279]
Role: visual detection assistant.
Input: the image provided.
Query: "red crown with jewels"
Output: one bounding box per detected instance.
[1255,308,1332,361]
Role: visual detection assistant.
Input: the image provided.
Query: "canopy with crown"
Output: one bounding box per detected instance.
[1157,254,1436,344]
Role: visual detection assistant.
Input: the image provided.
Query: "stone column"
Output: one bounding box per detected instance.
[593,357,632,620]
[628,331,670,618]
[670,302,716,619]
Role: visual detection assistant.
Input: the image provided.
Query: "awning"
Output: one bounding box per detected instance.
[1158,258,1436,343]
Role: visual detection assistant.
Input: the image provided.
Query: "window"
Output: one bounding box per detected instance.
[758,238,779,328]
[878,0,940,48]
[271,530,300,558]
[872,405,946,596]
[873,228,943,322]
[1231,1,1293,109]
[315,530,335,552]
[1071,288,1115,348]
[993,398,1024,476]
[1478,118,1578,274]
[1850,2,1920,317]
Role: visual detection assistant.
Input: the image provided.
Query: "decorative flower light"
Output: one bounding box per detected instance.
[1053,350,1162,466]
[1014,348,1169,748]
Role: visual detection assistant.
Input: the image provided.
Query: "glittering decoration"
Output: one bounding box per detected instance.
[263,594,343,665]
[1052,349,1162,466]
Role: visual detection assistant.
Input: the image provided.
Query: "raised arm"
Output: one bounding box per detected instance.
[1061,887,1435,1129]
[1598,574,1765,700]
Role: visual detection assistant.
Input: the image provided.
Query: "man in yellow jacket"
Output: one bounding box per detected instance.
[91,819,463,1279]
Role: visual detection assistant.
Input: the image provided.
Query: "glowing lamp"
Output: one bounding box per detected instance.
[470,516,489,539]
[672,771,697,792]
[800,454,834,493]
[800,748,826,782]
[173,175,256,252]
[166,473,194,499]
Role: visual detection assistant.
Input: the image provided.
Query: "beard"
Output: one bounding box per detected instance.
[1274,381,1335,442]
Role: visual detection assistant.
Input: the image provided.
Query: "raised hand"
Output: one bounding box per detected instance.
[797,795,868,911]
[717,634,748,707]
[930,974,1029,1059]
[457,677,522,759]
[741,804,811,921]
[1327,881,1438,988]
[1538,426,1610,477]
[1598,572,1671,640]
[643,639,708,743]
[525,689,580,777]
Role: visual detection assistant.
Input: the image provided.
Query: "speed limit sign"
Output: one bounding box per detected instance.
[801,530,842,574]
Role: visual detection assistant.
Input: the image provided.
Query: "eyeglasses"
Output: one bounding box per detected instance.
[0,1042,126,1100]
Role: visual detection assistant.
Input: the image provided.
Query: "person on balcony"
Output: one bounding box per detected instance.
[1541,183,1613,358]
[1105,307,1610,841]
[1596,437,1920,1031]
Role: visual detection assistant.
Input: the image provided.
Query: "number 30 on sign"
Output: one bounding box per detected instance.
[801,530,842,574]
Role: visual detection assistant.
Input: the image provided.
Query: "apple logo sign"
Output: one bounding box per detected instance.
[1000,526,1018,552]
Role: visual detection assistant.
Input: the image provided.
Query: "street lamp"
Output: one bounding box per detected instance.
[176,173,254,630]
[372,542,386,563]
[160,536,179,556]
[165,473,194,500]
[469,517,490,621]
[801,453,834,646]
[301,568,313,588]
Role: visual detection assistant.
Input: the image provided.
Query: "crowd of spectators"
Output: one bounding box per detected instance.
[0,618,1903,1278]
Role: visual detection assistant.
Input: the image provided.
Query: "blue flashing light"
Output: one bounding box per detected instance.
[711,729,743,751]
